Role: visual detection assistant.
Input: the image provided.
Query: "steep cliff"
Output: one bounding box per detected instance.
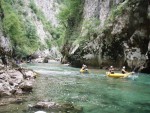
[34,0,59,26]
[1,0,149,72]
[61,0,150,72]
[25,0,61,58]
[0,0,61,59]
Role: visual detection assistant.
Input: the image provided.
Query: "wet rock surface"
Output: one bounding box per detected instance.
[0,64,37,97]
[29,101,83,113]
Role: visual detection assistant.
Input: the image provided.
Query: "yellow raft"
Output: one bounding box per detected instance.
[80,69,89,73]
[106,72,132,78]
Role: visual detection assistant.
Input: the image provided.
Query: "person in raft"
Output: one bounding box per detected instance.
[121,66,127,74]
[109,66,114,74]
[81,64,88,71]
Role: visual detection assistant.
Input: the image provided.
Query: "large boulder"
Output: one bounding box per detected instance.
[24,70,37,79]
[0,83,12,96]
[7,70,24,84]
[20,80,33,92]
[32,58,44,63]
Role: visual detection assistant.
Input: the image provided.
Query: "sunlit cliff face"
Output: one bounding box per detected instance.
[34,0,59,27]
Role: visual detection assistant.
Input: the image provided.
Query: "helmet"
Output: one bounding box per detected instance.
[123,66,125,69]
[110,66,113,68]
[83,64,86,67]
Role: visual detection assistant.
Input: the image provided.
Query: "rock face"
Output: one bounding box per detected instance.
[23,0,52,45]
[31,0,61,58]
[0,29,12,56]
[22,0,61,58]
[32,47,62,60]
[62,0,150,73]
[34,0,59,26]
[83,0,125,26]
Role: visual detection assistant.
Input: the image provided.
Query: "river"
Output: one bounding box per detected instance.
[0,61,150,113]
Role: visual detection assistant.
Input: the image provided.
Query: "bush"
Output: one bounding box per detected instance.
[29,0,38,14]
[17,0,24,6]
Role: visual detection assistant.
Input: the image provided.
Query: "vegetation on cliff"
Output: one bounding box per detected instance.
[0,0,62,58]
[29,0,63,49]
[59,0,150,70]
[58,0,84,44]
[0,0,39,56]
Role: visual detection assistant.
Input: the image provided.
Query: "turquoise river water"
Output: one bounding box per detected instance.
[0,61,150,113]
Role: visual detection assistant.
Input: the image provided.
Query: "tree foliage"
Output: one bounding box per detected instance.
[0,0,39,56]
[25,21,39,52]
[1,1,26,46]
[58,0,83,29]
[58,0,84,46]
[29,0,61,48]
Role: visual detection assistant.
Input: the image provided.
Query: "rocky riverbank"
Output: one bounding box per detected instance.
[0,63,37,98]
[0,62,83,113]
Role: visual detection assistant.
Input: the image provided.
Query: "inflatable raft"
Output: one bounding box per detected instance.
[80,69,89,73]
[106,72,132,78]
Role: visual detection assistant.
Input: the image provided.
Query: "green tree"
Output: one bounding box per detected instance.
[1,0,26,47]
[1,0,39,56]
[58,0,84,44]
[25,21,39,53]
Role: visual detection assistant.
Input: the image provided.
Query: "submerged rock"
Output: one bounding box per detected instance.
[0,97,26,106]
[32,101,60,109]
[10,98,26,104]
[29,101,83,113]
